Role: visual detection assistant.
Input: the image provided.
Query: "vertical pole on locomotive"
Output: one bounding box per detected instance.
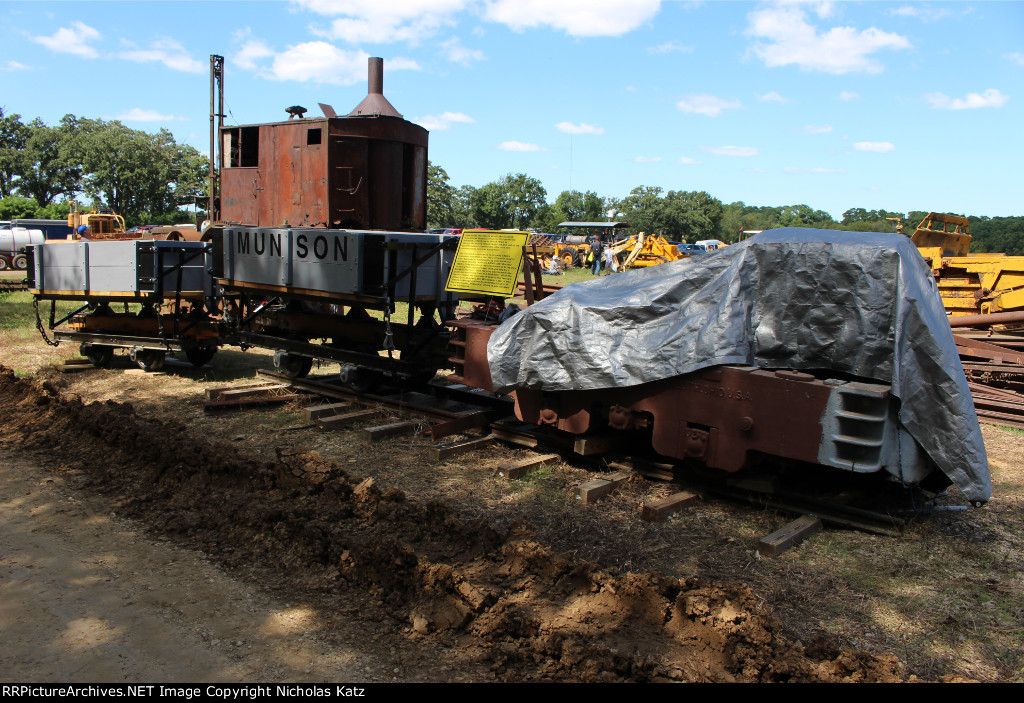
[209,55,224,222]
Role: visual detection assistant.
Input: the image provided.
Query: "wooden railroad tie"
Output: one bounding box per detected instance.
[203,393,299,412]
[497,453,560,480]
[316,408,381,431]
[432,434,494,461]
[427,411,491,441]
[303,401,356,421]
[576,471,632,504]
[573,434,623,456]
[641,491,699,522]
[362,421,419,443]
[757,515,822,558]
[491,426,540,448]
[206,383,287,402]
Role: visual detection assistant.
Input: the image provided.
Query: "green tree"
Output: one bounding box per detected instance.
[68,117,207,223]
[468,173,547,230]
[15,117,82,206]
[0,109,30,198]
[426,161,457,228]
[620,185,666,235]
[662,190,723,241]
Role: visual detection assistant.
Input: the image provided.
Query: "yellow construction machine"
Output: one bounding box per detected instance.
[910,212,1024,317]
[68,205,128,240]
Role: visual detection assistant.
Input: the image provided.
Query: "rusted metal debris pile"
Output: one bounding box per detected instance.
[953,314,1024,430]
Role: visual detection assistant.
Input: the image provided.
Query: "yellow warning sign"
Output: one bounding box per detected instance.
[445,230,529,297]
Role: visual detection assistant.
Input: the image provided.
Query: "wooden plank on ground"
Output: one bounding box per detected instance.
[491,426,540,448]
[757,515,822,557]
[427,411,491,440]
[203,394,299,412]
[316,408,381,431]
[577,471,632,504]
[641,491,699,522]
[433,435,494,461]
[205,383,284,401]
[573,435,622,456]
[363,421,419,442]
[303,401,356,421]
[498,453,560,480]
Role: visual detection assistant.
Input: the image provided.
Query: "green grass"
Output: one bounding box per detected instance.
[0,291,81,331]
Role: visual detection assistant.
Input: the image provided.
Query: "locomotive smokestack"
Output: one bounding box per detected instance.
[348,57,403,118]
[368,56,383,95]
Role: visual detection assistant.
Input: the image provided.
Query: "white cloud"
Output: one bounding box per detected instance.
[676,94,741,117]
[497,141,544,151]
[925,89,1009,110]
[301,0,469,44]
[647,40,693,55]
[745,5,911,74]
[797,124,833,135]
[634,156,662,163]
[260,43,419,85]
[700,145,759,157]
[1009,52,1024,67]
[757,91,790,103]
[853,141,895,153]
[297,0,663,39]
[892,5,950,21]
[108,108,180,122]
[119,38,204,73]
[0,60,30,71]
[415,112,475,130]
[440,38,485,64]
[484,0,663,37]
[677,156,702,165]
[555,121,604,135]
[31,21,100,58]
[235,38,274,71]
[839,90,859,101]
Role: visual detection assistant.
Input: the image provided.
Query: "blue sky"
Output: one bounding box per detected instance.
[1,0,1021,219]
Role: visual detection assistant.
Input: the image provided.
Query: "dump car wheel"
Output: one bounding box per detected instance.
[0,257,8,271]
[13,254,27,270]
[273,351,313,378]
[185,347,216,367]
[339,365,382,393]
[560,246,581,268]
[80,343,114,368]
[132,349,166,372]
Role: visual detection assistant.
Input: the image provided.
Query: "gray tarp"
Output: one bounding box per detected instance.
[488,228,991,503]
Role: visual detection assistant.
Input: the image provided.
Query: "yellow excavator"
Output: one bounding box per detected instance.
[908,212,1024,318]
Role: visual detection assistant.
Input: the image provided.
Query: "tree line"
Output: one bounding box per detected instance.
[2,108,1018,255]
[0,108,207,226]
[428,163,1023,253]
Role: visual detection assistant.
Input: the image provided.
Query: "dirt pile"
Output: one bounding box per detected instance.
[0,366,906,682]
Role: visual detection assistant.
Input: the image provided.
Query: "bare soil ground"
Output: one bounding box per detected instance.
[1,323,1022,682]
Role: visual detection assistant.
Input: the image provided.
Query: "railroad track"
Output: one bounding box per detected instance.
[0,277,28,292]
[234,372,915,537]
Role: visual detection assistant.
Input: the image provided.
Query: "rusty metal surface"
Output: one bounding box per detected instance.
[513,366,834,472]
[219,59,427,232]
[445,318,498,391]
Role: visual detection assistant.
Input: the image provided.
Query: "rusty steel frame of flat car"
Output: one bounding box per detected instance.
[513,367,840,472]
[446,320,929,478]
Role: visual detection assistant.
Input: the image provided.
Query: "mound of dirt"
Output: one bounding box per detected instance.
[0,366,906,682]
